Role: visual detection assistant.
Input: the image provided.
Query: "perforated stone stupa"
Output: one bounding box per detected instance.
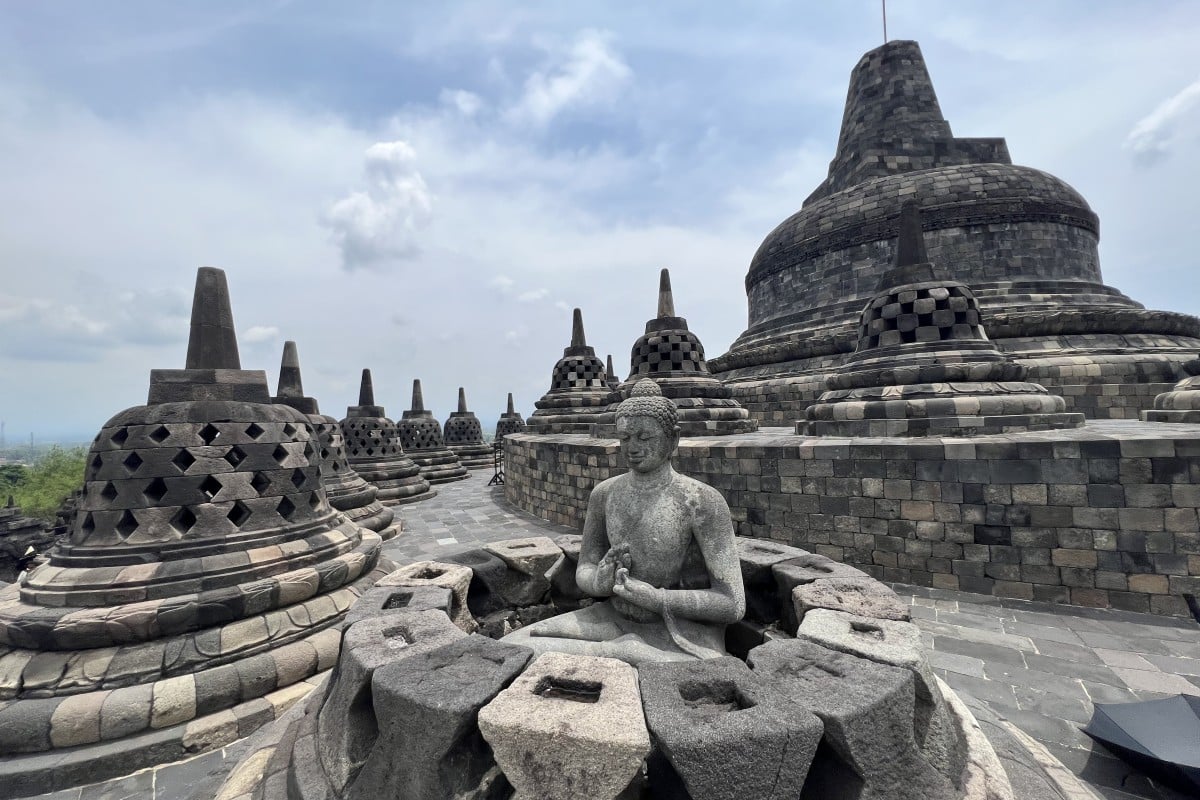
[0,268,388,794]
[494,392,527,439]
[398,379,469,484]
[442,387,492,469]
[711,39,1200,424]
[527,308,615,434]
[597,268,757,437]
[802,203,1085,436]
[340,369,435,506]
[272,341,399,540]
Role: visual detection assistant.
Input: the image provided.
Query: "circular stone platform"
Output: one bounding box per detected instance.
[213,536,1093,799]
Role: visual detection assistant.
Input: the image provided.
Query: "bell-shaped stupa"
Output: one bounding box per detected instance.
[527,308,615,433]
[494,392,527,439]
[442,387,492,469]
[0,268,390,789]
[272,342,399,540]
[802,204,1085,436]
[340,369,435,506]
[398,380,470,484]
[598,269,757,436]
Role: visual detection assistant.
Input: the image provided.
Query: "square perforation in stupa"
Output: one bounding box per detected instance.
[633,333,707,374]
[860,285,983,348]
[551,356,607,390]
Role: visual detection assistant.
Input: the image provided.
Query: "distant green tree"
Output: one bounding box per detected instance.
[11,446,87,521]
[0,463,27,499]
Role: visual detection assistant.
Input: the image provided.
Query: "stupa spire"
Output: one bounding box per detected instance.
[895,201,928,267]
[457,387,468,413]
[411,379,425,413]
[506,392,516,415]
[277,341,304,399]
[657,268,676,318]
[358,369,375,406]
[571,308,587,348]
[184,267,241,370]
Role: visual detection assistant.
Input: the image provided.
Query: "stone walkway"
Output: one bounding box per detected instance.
[35,469,1200,800]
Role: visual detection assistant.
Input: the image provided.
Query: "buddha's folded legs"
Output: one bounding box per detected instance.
[500,601,698,665]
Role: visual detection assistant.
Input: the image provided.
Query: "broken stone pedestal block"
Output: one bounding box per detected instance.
[485,536,562,605]
[376,560,475,632]
[316,610,465,795]
[478,652,651,800]
[348,635,532,800]
[736,538,811,624]
[772,553,870,633]
[342,583,454,628]
[792,577,911,625]
[640,656,822,800]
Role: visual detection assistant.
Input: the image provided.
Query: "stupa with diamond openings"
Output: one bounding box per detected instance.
[527,308,615,433]
[0,267,389,793]
[340,369,435,506]
[272,341,399,539]
[442,387,492,469]
[494,392,527,439]
[398,379,469,484]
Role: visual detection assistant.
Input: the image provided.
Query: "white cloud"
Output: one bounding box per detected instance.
[489,274,516,293]
[242,325,280,343]
[507,29,632,127]
[322,140,433,271]
[1125,76,1200,161]
[440,89,483,116]
[516,288,550,303]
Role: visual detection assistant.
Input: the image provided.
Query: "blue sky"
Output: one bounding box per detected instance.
[1,1,1198,440]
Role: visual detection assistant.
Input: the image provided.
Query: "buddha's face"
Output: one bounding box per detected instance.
[616,414,678,473]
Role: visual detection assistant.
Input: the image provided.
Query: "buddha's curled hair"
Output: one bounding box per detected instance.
[615,379,678,430]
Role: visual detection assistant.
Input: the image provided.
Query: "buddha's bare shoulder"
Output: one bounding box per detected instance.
[669,472,729,510]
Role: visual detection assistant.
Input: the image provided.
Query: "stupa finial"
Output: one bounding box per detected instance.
[276,341,304,399]
[607,354,616,378]
[184,267,241,370]
[657,268,676,318]
[895,200,929,267]
[411,379,425,413]
[5,495,13,508]
[506,392,516,414]
[571,308,587,348]
[458,387,468,413]
[358,369,375,406]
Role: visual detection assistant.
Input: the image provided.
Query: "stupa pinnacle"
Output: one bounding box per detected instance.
[340,369,435,505]
[442,387,492,469]
[272,342,399,538]
[527,308,615,433]
[398,379,470,483]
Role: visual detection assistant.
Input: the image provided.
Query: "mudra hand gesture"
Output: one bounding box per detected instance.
[613,563,664,613]
[595,543,632,594]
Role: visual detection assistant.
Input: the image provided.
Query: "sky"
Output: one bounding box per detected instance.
[1,1,1198,442]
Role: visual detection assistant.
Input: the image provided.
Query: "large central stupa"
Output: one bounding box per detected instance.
[709,39,1200,425]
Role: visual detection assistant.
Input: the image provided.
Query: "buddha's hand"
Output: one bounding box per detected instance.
[613,567,664,613]
[595,543,632,594]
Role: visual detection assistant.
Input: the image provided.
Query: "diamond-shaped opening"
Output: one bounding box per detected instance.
[170,506,197,535]
[245,423,265,440]
[225,446,247,467]
[331,462,341,472]
[276,496,296,521]
[116,509,138,539]
[198,423,221,445]
[200,475,222,501]
[80,512,95,536]
[91,453,103,470]
[110,428,129,446]
[303,442,315,459]
[227,500,252,527]
[122,451,144,474]
[99,481,119,502]
[283,423,297,438]
[320,448,330,460]
[272,444,289,464]
[143,477,168,503]
[308,491,320,510]
[290,469,306,489]
[173,449,197,473]
[250,471,271,495]
[148,425,171,444]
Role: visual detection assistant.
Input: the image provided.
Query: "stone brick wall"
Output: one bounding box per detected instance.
[505,423,1200,617]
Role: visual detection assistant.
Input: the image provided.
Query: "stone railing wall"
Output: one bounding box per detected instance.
[505,423,1200,617]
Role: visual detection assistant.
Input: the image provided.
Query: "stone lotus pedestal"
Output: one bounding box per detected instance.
[442,387,493,469]
[595,269,757,437]
[801,202,1085,437]
[398,379,469,484]
[272,341,399,540]
[340,369,435,506]
[527,308,615,434]
[494,392,527,439]
[1143,358,1200,422]
[0,268,389,795]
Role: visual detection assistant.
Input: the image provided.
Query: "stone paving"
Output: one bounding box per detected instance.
[35,468,1200,800]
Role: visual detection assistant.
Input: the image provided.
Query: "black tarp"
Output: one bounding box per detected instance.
[1083,694,1200,794]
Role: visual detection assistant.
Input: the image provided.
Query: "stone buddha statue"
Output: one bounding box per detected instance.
[503,379,745,665]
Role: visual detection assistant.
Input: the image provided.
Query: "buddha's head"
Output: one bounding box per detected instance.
[615,379,680,473]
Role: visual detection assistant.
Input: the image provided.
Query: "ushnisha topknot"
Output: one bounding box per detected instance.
[616,379,678,431]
